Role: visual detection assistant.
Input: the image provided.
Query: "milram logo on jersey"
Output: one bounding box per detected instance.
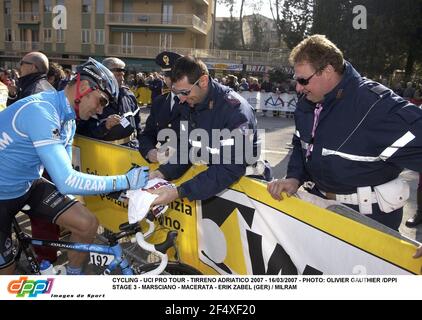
[65,174,106,191]
[0,132,13,151]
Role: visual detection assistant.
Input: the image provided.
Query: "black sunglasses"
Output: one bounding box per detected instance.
[172,78,200,97]
[19,60,34,67]
[295,70,319,86]
[111,68,126,73]
[98,91,110,107]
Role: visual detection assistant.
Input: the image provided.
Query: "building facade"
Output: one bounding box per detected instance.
[0,0,214,70]
[0,0,289,72]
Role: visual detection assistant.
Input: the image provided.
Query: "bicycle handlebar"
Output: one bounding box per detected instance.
[114,210,178,275]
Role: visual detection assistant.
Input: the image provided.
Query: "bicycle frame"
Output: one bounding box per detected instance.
[21,235,134,275]
[13,212,177,276]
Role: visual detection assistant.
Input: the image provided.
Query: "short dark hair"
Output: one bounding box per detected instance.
[171,56,209,84]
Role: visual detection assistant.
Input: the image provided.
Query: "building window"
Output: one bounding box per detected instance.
[160,33,172,49]
[44,0,53,12]
[96,0,104,14]
[82,0,91,13]
[95,29,104,44]
[4,0,11,15]
[5,29,12,41]
[121,32,133,54]
[56,29,65,43]
[82,29,91,43]
[44,28,52,42]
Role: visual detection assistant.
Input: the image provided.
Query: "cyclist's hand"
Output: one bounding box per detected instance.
[267,178,300,201]
[125,166,149,190]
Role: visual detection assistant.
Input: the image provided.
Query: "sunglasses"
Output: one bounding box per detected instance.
[98,91,109,107]
[294,70,319,86]
[19,60,34,67]
[172,78,200,97]
[111,68,126,73]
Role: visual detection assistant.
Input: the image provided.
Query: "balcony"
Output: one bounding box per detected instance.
[106,45,289,66]
[8,41,42,52]
[15,12,41,23]
[106,13,207,34]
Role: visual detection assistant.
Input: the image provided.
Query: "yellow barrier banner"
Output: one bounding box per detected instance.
[73,135,422,275]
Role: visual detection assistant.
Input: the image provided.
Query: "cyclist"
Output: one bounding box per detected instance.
[0,58,149,275]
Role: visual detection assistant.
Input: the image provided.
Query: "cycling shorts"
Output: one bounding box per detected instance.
[0,178,77,269]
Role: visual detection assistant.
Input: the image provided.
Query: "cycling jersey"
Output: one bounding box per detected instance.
[0,90,128,200]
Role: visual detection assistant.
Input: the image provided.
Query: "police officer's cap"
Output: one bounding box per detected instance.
[155,51,182,76]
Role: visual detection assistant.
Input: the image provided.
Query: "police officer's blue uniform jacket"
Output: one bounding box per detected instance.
[138,91,180,160]
[0,90,129,200]
[158,78,258,201]
[287,61,422,195]
[77,85,141,141]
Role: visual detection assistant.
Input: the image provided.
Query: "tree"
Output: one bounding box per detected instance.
[249,14,270,51]
[312,0,422,79]
[217,17,242,50]
[269,0,314,49]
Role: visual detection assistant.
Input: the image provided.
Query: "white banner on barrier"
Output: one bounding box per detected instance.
[239,92,297,112]
[197,189,412,275]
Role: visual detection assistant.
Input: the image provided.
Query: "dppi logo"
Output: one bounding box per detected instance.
[8,276,54,298]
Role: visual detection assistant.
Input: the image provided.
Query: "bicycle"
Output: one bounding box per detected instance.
[12,209,202,275]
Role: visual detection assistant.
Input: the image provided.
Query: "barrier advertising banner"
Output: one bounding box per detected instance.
[73,136,422,275]
[240,91,297,112]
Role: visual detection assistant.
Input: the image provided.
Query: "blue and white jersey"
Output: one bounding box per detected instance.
[0,90,128,200]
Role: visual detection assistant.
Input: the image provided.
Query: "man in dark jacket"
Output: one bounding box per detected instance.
[6,51,60,263]
[138,51,182,163]
[148,56,260,205]
[76,57,141,147]
[267,35,422,233]
[7,51,55,105]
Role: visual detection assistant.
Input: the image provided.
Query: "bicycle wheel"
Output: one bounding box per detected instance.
[135,261,203,275]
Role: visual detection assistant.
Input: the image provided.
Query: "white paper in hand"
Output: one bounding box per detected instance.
[126,178,173,224]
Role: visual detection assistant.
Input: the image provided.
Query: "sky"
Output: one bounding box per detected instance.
[215,1,274,19]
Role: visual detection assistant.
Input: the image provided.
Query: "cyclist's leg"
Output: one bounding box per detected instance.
[25,178,98,272]
[0,193,29,275]
[55,203,99,269]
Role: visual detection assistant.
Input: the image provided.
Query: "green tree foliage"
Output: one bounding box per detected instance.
[269,0,314,49]
[217,17,242,50]
[312,0,422,79]
[248,14,270,51]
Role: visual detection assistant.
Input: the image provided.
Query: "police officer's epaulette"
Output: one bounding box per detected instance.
[364,81,390,97]
[224,92,241,107]
[162,88,171,95]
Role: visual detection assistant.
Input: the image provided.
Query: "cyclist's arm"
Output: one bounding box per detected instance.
[16,101,129,195]
[37,143,128,195]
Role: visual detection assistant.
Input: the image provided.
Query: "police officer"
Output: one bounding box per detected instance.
[267,34,422,232]
[76,57,141,146]
[138,51,182,163]
[147,56,260,205]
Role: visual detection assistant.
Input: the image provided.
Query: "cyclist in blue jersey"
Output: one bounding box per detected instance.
[0,58,149,275]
